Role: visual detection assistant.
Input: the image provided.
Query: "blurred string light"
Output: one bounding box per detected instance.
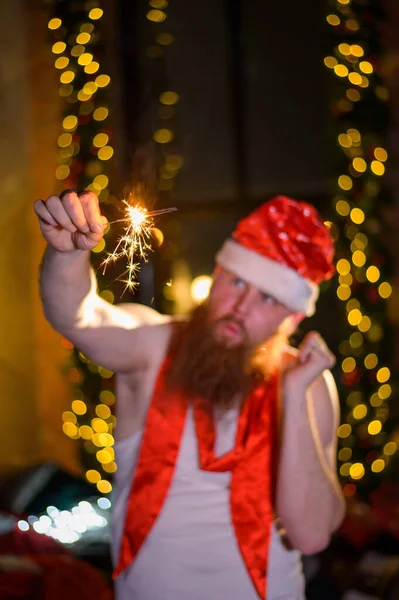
[17,499,111,545]
[146,0,183,195]
[48,2,115,494]
[325,0,393,494]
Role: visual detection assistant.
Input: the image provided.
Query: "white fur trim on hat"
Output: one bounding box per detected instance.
[215,239,319,316]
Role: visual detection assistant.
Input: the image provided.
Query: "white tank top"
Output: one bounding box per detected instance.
[112,405,305,600]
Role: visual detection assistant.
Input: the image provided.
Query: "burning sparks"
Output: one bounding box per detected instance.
[102,200,176,293]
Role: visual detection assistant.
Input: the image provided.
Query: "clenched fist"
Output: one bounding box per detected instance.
[34,190,107,252]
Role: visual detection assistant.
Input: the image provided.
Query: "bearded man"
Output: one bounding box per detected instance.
[35,190,345,600]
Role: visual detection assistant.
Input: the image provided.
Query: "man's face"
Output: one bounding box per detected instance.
[207,268,294,350]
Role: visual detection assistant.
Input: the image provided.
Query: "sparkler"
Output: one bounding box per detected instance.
[102,199,177,293]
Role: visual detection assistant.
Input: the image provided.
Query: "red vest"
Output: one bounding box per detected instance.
[113,354,279,599]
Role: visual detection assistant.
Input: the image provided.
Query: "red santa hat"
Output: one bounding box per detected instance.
[215,196,335,316]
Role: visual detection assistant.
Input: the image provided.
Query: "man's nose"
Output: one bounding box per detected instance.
[234,287,254,315]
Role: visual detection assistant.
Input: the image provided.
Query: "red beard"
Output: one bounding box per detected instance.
[166,304,286,408]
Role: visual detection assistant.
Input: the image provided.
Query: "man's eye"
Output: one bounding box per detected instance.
[262,293,276,305]
[233,278,245,288]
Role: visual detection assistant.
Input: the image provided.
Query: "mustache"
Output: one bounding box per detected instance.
[214,315,247,337]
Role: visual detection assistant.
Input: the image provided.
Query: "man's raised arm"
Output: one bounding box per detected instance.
[35,190,165,372]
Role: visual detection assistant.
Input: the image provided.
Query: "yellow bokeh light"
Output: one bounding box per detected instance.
[338,43,351,55]
[364,353,378,370]
[153,128,174,144]
[350,208,365,224]
[71,45,85,57]
[57,133,72,148]
[338,134,352,148]
[371,160,385,176]
[334,64,349,78]
[366,266,380,283]
[349,332,363,348]
[337,286,351,301]
[338,424,352,438]
[55,56,69,69]
[63,115,78,130]
[85,61,100,74]
[336,199,350,216]
[349,463,365,480]
[340,463,351,477]
[76,32,91,44]
[146,9,166,22]
[97,480,112,494]
[96,449,113,464]
[370,393,383,407]
[93,107,109,121]
[100,390,115,405]
[326,14,340,26]
[52,41,66,54]
[92,418,108,433]
[359,61,373,74]
[348,72,363,86]
[89,8,103,20]
[80,23,95,33]
[93,133,109,148]
[346,19,360,31]
[96,74,111,87]
[98,145,114,160]
[368,420,382,435]
[78,52,93,66]
[77,90,92,102]
[347,88,361,102]
[79,425,94,440]
[348,309,362,326]
[60,70,75,84]
[371,459,385,473]
[378,384,391,400]
[339,274,353,286]
[55,165,70,180]
[383,442,397,456]
[96,404,111,419]
[377,367,390,383]
[48,17,62,30]
[157,33,174,46]
[338,175,353,190]
[93,174,109,189]
[352,157,367,172]
[86,470,101,483]
[62,411,77,425]
[368,324,383,342]
[378,282,392,299]
[160,91,179,105]
[337,259,351,275]
[103,461,117,474]
[348,128,361,143]
[352,250,366,267]
[72,399,87,415]
[353,404,367,420]
[374,147,388,162]
[347,299,360,311]
[63,422,79,438]
[358,316,371,332]
[342,357,356,373]
[92,238,106,254]
[99,290,114,304]
[338,447,352,461]
[324,56,338,69]
[350,45,364,57]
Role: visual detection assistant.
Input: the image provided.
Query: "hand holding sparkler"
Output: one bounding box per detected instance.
[34,190,107,253]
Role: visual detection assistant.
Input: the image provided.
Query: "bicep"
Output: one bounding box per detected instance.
[63,297,169,372]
